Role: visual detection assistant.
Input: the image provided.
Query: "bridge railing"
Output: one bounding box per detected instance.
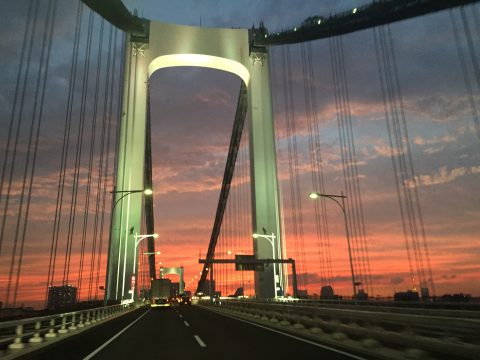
[200,298,480,360]
[0,303,135,358]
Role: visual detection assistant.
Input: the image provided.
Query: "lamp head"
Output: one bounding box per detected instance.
[144,189,153,195]
[252,233,259,239]
[309,192,320,199]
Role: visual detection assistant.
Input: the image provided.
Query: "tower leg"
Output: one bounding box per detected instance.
[106,40,148,302]
[248,52,284,299]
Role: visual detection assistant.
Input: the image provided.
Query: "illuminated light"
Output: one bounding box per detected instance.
[227,250,232,255]
[149,54,250,86]
[264,34,267,38]
[252,233,259,239]
[206,268,209,271]
[144,189,153,195]
[308,192,320,199]
[294,27,297,32]
[352,8,357,14]
[153,233,159,238]
[317,20,322,25]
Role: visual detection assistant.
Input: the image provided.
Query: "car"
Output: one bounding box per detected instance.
[150,298,171,309]
[179,296,191,305]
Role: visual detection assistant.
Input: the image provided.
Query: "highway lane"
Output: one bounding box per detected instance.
[85,304,364,360]
[18,307,150,360]
[17,304,366,359]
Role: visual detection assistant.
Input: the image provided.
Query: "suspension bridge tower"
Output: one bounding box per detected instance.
[106,19,285,301]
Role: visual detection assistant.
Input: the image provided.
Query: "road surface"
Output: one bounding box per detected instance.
[20,305,365,360]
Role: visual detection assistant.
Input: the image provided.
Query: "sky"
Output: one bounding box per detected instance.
[0,0,479,308]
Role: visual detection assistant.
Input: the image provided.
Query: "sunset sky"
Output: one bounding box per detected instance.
[0,0,479,308]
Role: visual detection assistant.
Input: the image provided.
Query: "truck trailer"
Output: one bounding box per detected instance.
[150,278,172,308]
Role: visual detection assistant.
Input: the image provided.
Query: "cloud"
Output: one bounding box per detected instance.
[405,165,479,188]
[390,276,404,285]
[414,134,456,146]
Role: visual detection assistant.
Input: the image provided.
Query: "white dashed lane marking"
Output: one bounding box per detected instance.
[194,335,207,348]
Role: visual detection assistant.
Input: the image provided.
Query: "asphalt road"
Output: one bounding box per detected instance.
[19,305,365,360]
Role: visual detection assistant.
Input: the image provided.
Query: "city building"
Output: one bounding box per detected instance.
[47,285,77,311]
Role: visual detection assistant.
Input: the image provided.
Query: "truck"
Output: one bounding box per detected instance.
[150,278,172,308]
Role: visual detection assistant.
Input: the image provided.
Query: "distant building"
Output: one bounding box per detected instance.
[394,290,419,302]
[354,289,369,300]
[47,285,77,310]
[297,289,308,298]
[420,287,430,299]
[320,285,335,299]
[232,287,244,297]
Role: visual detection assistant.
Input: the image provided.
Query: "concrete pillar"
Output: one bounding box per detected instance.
[248,51,283,299]
[106,39,148,302]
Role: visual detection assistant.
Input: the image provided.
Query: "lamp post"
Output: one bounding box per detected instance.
[252,232,279,298]
[309,191,357,297]
[111,188,153,210]
[106,188,153,304]
[131,233,159,302]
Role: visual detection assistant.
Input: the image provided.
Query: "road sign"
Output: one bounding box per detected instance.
[235,255,264,271]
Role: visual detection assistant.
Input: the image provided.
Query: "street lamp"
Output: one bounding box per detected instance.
[111,188,153,210]
[106,188,153,303]
[309,191,357,297]
[252,232,279,298]
[131,233,159,302]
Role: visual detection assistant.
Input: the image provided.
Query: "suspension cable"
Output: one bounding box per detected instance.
[88,22,112,301]
[0,1,40,258]
[45,1,83,305]
[78,16,105,301]
[63,8,95,286]
[6,0,56,307]
[0,1,34,220]
[450,9,480,142]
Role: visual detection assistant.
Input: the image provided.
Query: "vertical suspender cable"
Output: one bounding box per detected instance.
[13,0,58,307]
[0,1,33,221]
[387,26,435,295]
[373,27,416,289]
[6,0,55,307]
[460,7,480,95]
[89,23,113,300]
[46,2,83,304]
[78,17,105,300]
[307,43,335,285]
[4,0,43,305]
[97,29,123,300]
[281,45,308,290]
[450,10,480,142]
[337,37,373,295]
[0,1,39,257]
[301,42,335,288]
[63,9,95,286]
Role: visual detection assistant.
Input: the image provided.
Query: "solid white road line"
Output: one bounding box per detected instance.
[194,335,207,348]
[83,309,151,360]
[184,321,190,327]
[201,307,367,360]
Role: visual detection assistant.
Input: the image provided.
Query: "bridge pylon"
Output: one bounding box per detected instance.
[106,21,284,301]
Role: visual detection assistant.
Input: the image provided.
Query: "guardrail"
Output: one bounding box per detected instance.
[0,303,136,359]
[200,299,480,360]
